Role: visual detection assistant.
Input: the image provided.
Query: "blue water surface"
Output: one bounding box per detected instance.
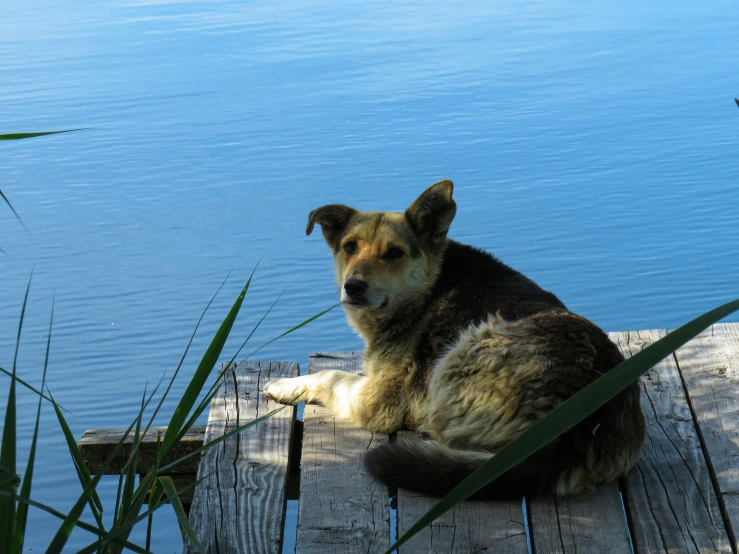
[1,0,738,551]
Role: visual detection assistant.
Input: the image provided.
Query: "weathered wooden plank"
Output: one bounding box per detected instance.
[183,360,298,554]
[295,352,390,554]
[613,329,731,554]
[397,431,527,554]
[673,322,739,550]
[78,425,206,475]
[529,483,630,554]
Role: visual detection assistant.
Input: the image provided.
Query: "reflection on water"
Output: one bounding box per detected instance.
[1,0,737,550]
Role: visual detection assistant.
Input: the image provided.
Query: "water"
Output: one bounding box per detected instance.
[1,0,737,551]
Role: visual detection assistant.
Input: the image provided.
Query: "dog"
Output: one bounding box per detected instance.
[264,180,645,498]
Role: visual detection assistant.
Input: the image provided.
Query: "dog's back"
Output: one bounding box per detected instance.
[365,240,645,498]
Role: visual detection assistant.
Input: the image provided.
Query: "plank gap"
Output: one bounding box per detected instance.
[522,497,534,554]
[618,478,638,554]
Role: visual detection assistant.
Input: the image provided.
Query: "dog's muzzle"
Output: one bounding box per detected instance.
[343,278,368,304]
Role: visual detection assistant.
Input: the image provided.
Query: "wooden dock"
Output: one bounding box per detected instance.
[79,323,739,553]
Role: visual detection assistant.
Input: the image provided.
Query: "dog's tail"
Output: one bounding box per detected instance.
[364,438,568,499]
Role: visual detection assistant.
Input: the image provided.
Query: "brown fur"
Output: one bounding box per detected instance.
[265,180,645,498]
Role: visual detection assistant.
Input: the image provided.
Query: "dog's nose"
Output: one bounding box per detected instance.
[344,278,368,299]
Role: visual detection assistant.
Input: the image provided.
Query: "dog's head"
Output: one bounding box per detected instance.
[306,180,457,313]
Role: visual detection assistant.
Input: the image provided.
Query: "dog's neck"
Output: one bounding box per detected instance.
[345,292,431,357]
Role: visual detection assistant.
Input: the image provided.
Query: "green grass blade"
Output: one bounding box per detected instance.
[0,189,27,232]
[0,492,154,554]
[1,130,83,230]
[100,392,168,548]
[179,289,283,437]
[0,366,66,410]
[159,275,254,458]
[173,373,228,446]
[113,473,124,549]
[72,473,207,554]
[159,476,204,554]
[387,298,739,554]
[0,274,31,551]
[0,130,83,141]
[113,468,158,549]
[112,428,168,547]
[0,468,20,488]
[166,267,253,433]
[120,274,230,477]
[158,404,289,474]
[146,478,165,552]
[187,288,281,419]
[178,300,336,443]
[44,379,162,554]
[176,299,333,444]
[227,289,281,366]
[116,388,146,531]
[47,388,105,523]
[12,299,53,553]
[244,302,340,360]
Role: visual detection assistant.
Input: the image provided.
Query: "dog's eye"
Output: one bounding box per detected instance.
[343,241,358,255]
[383,247,404,260]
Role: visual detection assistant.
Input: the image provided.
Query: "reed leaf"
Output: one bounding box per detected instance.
[126,273,231,476]
[0,130,82,141]
[0,189,26,231]
[0,491,154,554]
[146,477,166,552]
[48,388,105,524]
[159,275,253,458]
[0,366,64,409]
[1,129,82,230]
[73,473,205,554]
[244,303,339,360]
[159,476,203,553]
[116,389,146,534]
[177,302,336,446]
[0,468,20,488]
[0,274,31,552]
[387,298,739,554]
[44,379,161,554]
[12,299,53,553]
[158,403,290,474]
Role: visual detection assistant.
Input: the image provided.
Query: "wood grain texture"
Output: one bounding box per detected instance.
[295,352,390,554]
[396,431,527,554]
[183,360,298,554]
[612,329,731,554]
[672,322,739,550]
[79,425,206,475]
[529,483,630,554]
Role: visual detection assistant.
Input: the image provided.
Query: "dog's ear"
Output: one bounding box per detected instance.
[306,204,358,249]
[405,180,456,244]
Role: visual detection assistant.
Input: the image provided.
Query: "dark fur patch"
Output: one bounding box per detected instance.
[364,438,578,499]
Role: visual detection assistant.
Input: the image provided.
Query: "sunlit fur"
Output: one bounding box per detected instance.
[264,180,645,499]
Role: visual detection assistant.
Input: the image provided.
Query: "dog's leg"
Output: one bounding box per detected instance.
[264,371,404,432]
[264,370,365,419]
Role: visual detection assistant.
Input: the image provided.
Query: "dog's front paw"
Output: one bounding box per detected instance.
[263,377,308,405]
